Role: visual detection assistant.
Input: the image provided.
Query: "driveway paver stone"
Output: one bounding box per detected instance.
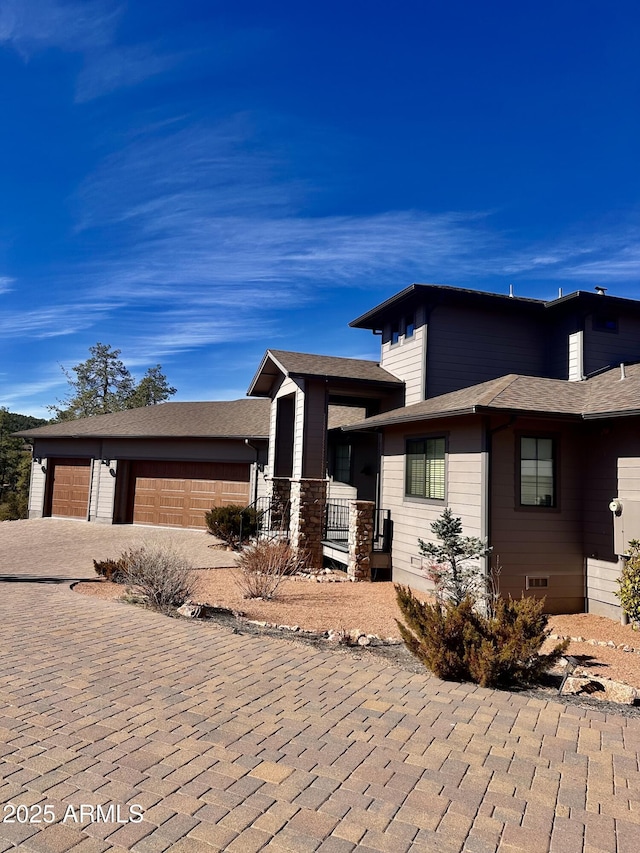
[0,519,639,852]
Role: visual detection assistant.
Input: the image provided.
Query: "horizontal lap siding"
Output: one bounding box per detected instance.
[490,420,584,613]
[583,423,640,616]
[28,462,47,519]
[381,321,425,404]
[583,315,640,376]
[95,461,117,523]
[382,418,485,592]
[618,457,640,501]
[426,305,545,397]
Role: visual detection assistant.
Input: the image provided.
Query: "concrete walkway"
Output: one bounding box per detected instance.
[0,520,638,852]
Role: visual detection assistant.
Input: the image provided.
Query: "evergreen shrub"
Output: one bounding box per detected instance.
[395,586,568,688]
[204,505,258,549]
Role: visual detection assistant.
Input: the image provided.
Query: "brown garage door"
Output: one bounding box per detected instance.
[50,458,91,519]
[129,460,251,529]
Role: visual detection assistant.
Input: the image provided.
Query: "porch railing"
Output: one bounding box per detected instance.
[323,500,391,554]
[241,496,290,543]
[323,499,350,547]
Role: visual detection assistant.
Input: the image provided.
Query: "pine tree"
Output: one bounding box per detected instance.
[49,344,176,421]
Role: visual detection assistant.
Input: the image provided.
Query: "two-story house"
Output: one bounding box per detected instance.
[250,284,640,617]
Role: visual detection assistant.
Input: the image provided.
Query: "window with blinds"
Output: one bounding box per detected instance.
[405,437,446,500]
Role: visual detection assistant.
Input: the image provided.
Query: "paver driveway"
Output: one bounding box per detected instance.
[0,519,639,853]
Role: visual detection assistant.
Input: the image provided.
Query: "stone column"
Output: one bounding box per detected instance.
[269,478,291,534]
[347,500,374,582]
[289,478,327,568]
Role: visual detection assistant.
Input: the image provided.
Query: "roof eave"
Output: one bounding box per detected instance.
[342,403,586,431]
[583,408,640,420]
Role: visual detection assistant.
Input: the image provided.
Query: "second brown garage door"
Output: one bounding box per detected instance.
[129,460,251,529]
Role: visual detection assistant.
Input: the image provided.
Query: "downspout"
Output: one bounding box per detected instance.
[485,414,517,583]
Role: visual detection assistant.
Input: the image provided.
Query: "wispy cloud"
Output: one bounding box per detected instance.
[0,277,14,294]
[73,114,640,306]
[0,302,117,339]
[0,0,178,100]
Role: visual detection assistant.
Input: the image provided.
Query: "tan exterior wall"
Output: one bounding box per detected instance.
[586,557,621,619]
[89,460,118,523]
[28,459,47,519]
[380,306,426,404]
[490,418,584,614]
[381,417,486,592]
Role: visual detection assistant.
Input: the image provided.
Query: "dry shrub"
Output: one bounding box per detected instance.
[93,556,129,583]
[395,586,568,688]
[119,544,196,612]
[234,540,307,600]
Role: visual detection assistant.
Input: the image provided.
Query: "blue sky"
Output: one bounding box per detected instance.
[2,0,640,417]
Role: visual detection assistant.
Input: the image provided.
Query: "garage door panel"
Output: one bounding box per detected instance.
[130,461,250,529]
[50,459,91,519]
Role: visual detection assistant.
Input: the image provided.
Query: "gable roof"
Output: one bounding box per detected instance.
[15,399,271,440]
[247,349,403,397]
[343,363,640,430]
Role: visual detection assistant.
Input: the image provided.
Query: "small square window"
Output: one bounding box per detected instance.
[593,314,618,333]
[391,323,400,345]
[526,576,549,589]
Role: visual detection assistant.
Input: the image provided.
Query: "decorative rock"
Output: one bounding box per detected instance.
[177,603,202,618]
[570,637,585,643]
[357,636,371,646]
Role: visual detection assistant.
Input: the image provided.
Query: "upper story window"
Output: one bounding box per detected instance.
[520,436,556,507]
[405,315,416,339]
[391,322,401,345]
[406,437,446,500]
[593,314,619,333]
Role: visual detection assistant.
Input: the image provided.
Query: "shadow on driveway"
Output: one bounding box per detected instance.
[0,575,100,585]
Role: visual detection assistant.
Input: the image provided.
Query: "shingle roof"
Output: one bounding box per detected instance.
[342,363,640,430]
[14,399,271,440]
[247,349,402,396]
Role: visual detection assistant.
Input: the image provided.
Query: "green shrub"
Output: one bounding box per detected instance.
[395,585,568,688]
[616,540,640,626]
[204,505,258,549]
